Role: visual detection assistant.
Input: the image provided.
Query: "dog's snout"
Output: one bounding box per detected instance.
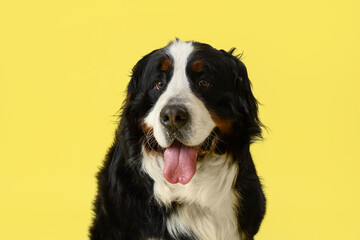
[160,105,189,128]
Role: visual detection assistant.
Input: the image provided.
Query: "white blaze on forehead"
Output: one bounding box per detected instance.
[144,40,215,147]
[167,40,194,95]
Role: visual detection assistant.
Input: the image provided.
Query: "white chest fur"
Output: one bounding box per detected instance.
[142,149,241,240]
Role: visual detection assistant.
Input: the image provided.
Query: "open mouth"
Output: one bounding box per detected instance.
[161,130,217,185]
[142,126,218,185]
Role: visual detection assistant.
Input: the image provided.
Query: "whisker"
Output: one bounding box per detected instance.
[142,126,156,151]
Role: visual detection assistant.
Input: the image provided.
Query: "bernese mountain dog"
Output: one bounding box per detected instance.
[90,39,266,240]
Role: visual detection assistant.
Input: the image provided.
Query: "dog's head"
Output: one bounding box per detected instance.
[123,40,261,184]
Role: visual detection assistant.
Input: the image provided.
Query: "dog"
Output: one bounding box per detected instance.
[89,39,266,240]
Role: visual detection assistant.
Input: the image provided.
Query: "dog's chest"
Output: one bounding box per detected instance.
[142,151,241,240]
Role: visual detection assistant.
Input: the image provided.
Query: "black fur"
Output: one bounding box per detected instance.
[90,40,266,240]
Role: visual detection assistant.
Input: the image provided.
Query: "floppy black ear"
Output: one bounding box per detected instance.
[126,50,157,101]
[225,49,263,141]
[121,49,160,122]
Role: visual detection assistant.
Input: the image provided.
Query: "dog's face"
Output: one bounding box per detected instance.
[125,40,260,185]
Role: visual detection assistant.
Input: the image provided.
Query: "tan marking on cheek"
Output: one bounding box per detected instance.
[191,60,203,72]
[141,120,153,135]
[160,59,171,71]
[140,120,163,154]
[211,114,233,135]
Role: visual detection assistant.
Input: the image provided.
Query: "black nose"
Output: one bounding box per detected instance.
[160,105,189,128]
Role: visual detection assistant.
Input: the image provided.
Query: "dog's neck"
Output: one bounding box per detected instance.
[142,148,241,240]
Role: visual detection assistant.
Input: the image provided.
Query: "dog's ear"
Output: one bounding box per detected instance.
[223,49,263,140]
[126,50,157,101]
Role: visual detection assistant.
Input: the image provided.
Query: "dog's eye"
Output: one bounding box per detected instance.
[199,79,210,88]
[155,80,166,90]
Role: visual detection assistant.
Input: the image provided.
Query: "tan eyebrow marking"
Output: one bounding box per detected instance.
[191,60,204,72]
[160,59,171,71]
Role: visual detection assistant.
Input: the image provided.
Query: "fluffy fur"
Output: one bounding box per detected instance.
[90,40,266,240]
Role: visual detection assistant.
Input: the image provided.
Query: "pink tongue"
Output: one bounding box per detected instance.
[163,141,197,184]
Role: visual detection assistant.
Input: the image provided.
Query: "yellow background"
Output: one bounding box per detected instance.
[1,0,359,239]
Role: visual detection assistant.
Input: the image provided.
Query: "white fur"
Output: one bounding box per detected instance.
[143,40,240,239]
[144,40,216,148]
[142,149,241,240]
